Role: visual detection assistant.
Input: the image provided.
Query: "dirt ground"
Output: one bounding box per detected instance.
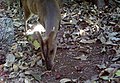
[40,31,115,83]
[0,0,120,83]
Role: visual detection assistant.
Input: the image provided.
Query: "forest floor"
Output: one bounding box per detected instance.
[0,0,120,83]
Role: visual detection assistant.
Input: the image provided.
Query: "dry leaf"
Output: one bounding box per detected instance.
[73,54,87,60]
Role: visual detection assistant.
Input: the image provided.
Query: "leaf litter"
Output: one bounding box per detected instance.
[0,0,120,83]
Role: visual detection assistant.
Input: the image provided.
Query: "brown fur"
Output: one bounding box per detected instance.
[21,0,61,70]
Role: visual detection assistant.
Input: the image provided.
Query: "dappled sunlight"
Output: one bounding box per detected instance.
[26,23,46,35]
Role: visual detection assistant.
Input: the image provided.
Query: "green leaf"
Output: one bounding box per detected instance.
[100,76,109,80]
[115,70,120,76]
[33,40,40,49]
[27,35,41,49]
[27,35,34,41]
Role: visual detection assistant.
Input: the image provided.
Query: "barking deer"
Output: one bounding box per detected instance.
[21,0,61,70]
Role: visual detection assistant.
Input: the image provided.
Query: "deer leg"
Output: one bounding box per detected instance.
[44,31,57,70]
[21,0,31,32]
